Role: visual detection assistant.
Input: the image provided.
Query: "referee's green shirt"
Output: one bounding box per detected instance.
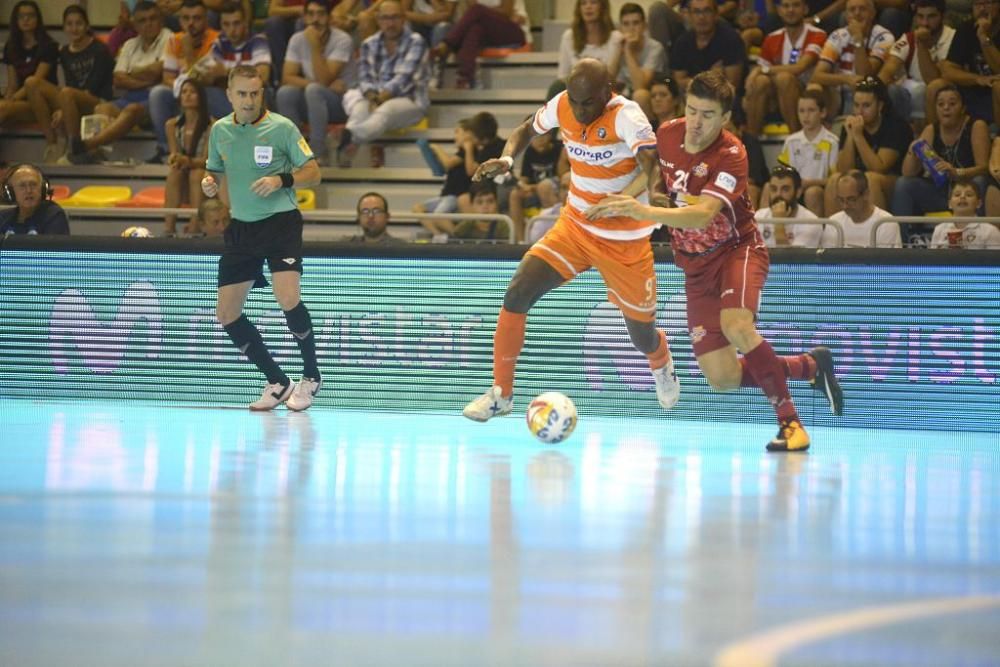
[206,111,315,222]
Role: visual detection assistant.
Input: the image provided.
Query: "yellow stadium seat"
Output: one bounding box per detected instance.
[385,116,429,137]
[61,185,132,208]
[296,188,316,210]
[927,211,951,218]
[763,123,790,136]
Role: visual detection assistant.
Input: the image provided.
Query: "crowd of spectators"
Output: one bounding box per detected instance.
[2,0,1000,247]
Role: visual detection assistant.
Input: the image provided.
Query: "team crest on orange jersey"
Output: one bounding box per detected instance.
[597,127,606,139]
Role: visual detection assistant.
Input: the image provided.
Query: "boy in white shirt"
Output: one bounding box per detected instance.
[775,90,839,216]
[930,180,1000,249]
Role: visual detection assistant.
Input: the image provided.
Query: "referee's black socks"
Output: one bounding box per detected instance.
[224,315,289,387]
[284,302,320,380]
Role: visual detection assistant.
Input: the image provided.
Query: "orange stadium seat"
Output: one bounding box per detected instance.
[479,43,532,58]
[50,184,71,201]
[115,186,167,208]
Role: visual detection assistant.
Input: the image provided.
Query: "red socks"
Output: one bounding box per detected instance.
[740,340,799,423]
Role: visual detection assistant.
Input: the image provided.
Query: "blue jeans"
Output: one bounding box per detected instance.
[422,194,458,214]
[276,84,347,155]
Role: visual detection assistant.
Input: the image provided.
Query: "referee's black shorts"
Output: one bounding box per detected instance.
[218,209,304,288]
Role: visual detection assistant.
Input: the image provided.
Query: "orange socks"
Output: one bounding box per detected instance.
[493,308,526,397]
[646,329,672,370]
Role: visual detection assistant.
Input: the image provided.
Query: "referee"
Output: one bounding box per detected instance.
[202,64,323,411]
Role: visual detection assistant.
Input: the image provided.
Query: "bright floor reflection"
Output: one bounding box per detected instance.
[0,399,997,666]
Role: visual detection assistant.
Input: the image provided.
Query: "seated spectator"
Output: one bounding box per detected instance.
[431,0,530,90]
[775,90,838,215]
[826,169,901,247]
[62,2,172,165]
[415,118,473,225]
[646,0,686,57]
[265,0,306,85]
[333,0,382,42]
[614,3,666,120]
[877,0,954,125]
[825,76,911,213]
[669,0,746,94]
[929,179,1000,248]
[157,0,184,31]
[24,6,114,164]
[107,2,138,57]
[989,136,1000,216]
[524,171,570,244]
[349,191,407,243]
[405,0,457,50]
[0,164,69,236]
[458,111,505,211]
[336,1,429,167]
[507,128,568,241]
[164,79,212,236]
[192,196,230,237]
[149,0,220,161]
[276,0,353,163]
[647,73,682,127]
[452,181,510,241]
[939,0,1000,124]
[0,1,58,129]
[754,165,823,247]
[197,2,271,116]
[548,0,623,99]
[892,83,989,244]
[743,0,826,136]
[808,0,894,116]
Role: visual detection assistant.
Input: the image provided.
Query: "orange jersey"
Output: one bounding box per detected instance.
[532,92,658,241]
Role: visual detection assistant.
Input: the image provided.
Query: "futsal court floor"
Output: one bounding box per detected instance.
[1,398,997,667]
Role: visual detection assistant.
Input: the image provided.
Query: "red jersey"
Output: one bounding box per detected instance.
[656,118,763,271]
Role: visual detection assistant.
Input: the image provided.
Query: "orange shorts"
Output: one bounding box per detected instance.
[525,216,657,322]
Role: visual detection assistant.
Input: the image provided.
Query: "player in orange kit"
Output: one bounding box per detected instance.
[588,70,843,451]
[462,58,680,422]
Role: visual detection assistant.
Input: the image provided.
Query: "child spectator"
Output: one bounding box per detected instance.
[929,180,1000,249]
[415,118,472,224]
[164,79,212,236]
[508,128,567,241]
[452,181,510,241]
[24,6,114,164]
[0,1,58,128]
[193,196,230,237]
[776,90,839,215]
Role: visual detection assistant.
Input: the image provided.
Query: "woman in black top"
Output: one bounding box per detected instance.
[0,1,58,128]
[25,6,114,163]
[892,83,990,242]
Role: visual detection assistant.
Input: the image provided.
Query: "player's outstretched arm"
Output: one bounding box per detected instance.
[472,117,538,182]
[585,193,723,229]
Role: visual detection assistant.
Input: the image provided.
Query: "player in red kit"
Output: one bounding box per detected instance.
[587,70,843,451]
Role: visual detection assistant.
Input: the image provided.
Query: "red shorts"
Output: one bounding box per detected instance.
[525,217,657,322]
[683,241,770,357]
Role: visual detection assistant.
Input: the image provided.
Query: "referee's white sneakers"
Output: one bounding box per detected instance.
[287,377,323,412]
[652,360,681,409]
[249,381,293,411]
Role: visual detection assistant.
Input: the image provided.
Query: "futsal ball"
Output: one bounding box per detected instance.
[121,226,152,238]
[526,392,578,444]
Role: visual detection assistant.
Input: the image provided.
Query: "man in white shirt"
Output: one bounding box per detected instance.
[877,0,955,123]
[754,165,823,247]
[275,0,354,163]
[930,180,1000,249]
[825,169,901,247]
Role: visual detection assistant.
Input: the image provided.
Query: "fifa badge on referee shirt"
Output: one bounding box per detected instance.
[254,146,273,167]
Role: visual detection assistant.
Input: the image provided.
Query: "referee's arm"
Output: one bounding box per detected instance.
[250,159,321,197]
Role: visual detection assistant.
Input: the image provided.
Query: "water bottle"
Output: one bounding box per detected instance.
[911,139,949,188]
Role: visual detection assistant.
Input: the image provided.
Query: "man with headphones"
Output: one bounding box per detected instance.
[0,164,70,236]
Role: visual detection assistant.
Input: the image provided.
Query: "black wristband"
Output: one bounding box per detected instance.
[279,172,294,188]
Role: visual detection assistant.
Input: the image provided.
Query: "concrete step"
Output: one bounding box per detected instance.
[430,88,546,104]
[429,102,540,129]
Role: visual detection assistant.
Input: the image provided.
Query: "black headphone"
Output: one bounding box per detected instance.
[1,163,53,205]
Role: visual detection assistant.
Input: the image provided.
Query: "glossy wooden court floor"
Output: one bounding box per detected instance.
[1,399,997,666]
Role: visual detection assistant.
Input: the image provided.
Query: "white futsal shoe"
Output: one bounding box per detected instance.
[249,381,293,411]
[652,360,680,409]
[287,376,323,412]
[463,386,513,422]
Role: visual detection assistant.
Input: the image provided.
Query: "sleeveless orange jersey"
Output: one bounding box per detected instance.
[532,91,658,241]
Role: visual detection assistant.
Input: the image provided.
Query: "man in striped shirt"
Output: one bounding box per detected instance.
[462,58,681,423]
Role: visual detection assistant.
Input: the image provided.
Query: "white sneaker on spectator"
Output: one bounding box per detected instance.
[287,376,322,412]
[463,386,513,422]
[249,381,293,411]
[652,360,680,409]
[42,143,62,164]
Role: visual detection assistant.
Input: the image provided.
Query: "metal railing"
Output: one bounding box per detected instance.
[760,217,845,248]
[58,207,518,243]
[871,216,1000,248]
